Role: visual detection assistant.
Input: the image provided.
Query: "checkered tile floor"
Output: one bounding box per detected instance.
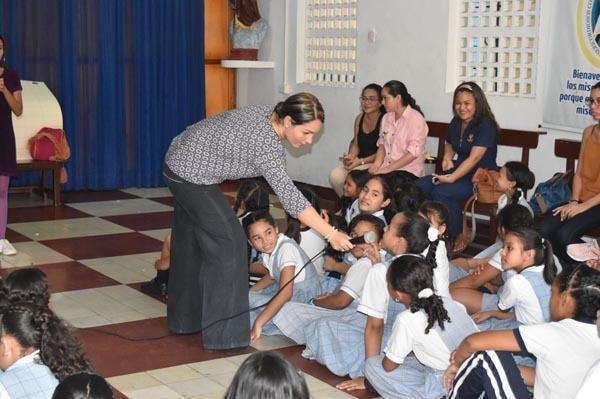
[3,185,376,399]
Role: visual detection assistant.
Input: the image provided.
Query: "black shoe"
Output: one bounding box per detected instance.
[140,278,168,297]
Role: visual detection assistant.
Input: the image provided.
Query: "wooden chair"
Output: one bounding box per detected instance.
[427,121,546,242]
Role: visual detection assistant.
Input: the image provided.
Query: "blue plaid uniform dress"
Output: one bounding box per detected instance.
[249,236,321,336]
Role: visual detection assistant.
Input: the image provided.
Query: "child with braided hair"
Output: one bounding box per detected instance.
[445,265,600,399]
[363,255,477,398]
[0,268,49,307]
[0,304,92,398]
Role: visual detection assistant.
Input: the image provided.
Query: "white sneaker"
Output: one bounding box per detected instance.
[0,239,17,256]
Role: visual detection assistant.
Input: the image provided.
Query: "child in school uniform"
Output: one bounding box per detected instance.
[339,169,371,224]
[306,211,441,384]
[496,161,535,215]
[364,256,478,399]
[326,175,394,278]
[273,214,385,344]
[244,211,321,341]
[285,185,327,277]
[471,227,557,330]
[450,204,534,314]
[0,304,92,398]
[345,175,392,226]
[445,264,600,399]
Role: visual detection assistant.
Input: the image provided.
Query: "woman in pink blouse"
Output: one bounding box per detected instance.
[368,80,428,178]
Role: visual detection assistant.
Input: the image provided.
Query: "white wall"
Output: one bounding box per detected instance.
[235,0,585,189]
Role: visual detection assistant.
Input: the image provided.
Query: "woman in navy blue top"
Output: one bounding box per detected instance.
[417,82,498,239]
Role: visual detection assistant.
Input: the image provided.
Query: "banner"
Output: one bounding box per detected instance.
[543,0,600,132]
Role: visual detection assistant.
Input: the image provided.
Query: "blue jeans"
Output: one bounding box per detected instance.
[417,174,474,238]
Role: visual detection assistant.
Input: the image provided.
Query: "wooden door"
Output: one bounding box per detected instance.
[204,0,235,116]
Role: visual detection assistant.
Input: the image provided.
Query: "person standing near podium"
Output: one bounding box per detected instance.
[0,35,23,256]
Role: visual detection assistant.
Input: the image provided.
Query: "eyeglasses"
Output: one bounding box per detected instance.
[359,96,380,103]
[585,97,600,107]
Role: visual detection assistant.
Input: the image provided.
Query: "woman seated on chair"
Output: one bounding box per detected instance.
[416,81,499,240]
[329,83,385,197]
[368,80,428,179]
[538,81,600,265]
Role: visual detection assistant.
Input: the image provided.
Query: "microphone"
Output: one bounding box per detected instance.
[349,230,378,245]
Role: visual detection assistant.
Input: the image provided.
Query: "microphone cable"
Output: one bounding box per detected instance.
[85,247,328,342]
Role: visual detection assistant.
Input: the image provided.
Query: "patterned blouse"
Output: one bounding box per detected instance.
[165,105,310,217]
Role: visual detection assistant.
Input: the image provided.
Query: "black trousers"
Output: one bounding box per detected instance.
[537,203,600,265]
[164,165,250,350]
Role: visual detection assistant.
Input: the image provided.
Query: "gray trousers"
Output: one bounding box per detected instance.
[164,165,250,350]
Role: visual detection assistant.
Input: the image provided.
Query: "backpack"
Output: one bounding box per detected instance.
[27,127,71,184]
[28,127,71,162]
[528,172,572,216]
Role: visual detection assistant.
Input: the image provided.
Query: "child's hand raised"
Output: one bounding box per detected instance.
[363,243,380,264]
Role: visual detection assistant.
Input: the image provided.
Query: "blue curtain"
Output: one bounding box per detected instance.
[0,1,205,189]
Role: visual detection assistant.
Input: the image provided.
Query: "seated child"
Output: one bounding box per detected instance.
[364,255,478,398]
[225,351,309,399]
[273,214,385,344]
[244,211,321,341]
[0,304,92,398]
[471,227,557,331]
[345,175,392,225]
[383,181,425,223]
[285,185,327,276]
[339,169,371,223]
[445,265,600,399]
[305,212,440,382]
[496,161,535,215]
[450,203,534,314]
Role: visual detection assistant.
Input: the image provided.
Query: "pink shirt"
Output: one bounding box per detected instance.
[377,105,428,177]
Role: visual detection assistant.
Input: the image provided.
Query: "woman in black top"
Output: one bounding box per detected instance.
[329,83,384,197]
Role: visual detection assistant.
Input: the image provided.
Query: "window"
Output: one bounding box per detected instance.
[301,0,358,87]
[448,0,540,97]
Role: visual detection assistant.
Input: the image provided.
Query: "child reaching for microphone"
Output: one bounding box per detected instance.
[272,214,385,344]
[243,211,321,341]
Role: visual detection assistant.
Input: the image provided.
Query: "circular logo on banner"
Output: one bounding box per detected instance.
[578,0,600,67]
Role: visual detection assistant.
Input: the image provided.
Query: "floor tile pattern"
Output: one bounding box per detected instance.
[6,186,376,398]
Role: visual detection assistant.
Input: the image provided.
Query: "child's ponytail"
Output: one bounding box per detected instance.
[508,227,556,284]
[396,212,430,255]
[424,226,440,270]
[0,304,92,381]
[33,306,92,380]
[504,161,535,205]
[387,256,450,334]
[541,239,557,285]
